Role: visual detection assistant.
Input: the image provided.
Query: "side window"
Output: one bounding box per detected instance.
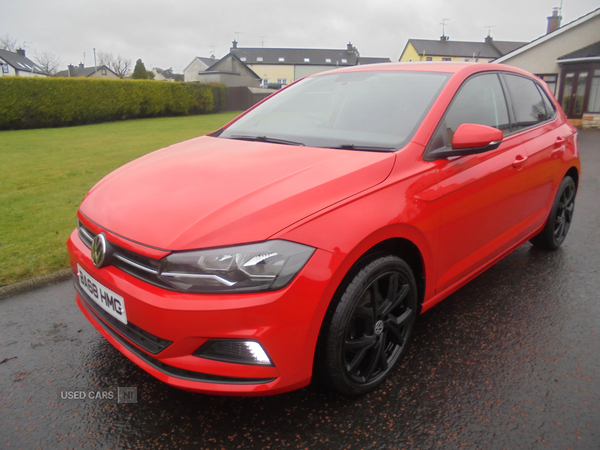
[537,84,557,120]
[427,73,509,152]
[504,74,551,131]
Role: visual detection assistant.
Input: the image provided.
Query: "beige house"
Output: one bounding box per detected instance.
[183,56,217,82]
[55,63,119,79]
[495,7,600,129]
[196,54,261,87]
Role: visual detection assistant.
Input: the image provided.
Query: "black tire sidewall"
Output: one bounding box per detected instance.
[531,176,576,250]
[321,255,418,395]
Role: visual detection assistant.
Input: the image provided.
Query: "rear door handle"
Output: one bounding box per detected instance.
[512,154,528,168]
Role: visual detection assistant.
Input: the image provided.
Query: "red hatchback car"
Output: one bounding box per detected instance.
[68,63,579,396]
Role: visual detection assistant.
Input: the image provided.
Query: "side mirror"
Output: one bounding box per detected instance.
[429,123,504,159]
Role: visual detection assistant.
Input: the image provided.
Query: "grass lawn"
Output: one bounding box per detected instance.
[0,112,240,287]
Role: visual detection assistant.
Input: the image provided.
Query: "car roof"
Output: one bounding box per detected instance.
[308,61,532,78]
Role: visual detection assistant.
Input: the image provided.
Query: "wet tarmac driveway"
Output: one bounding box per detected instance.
[2,130,599,449]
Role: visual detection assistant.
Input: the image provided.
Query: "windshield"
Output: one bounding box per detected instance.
[218,70,451,151]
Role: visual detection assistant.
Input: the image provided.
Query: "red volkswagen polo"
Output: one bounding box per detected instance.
[68,63,580,396]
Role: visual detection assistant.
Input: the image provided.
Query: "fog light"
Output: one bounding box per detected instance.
[194,340,273,366]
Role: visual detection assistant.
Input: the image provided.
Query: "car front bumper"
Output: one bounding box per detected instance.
[67,228,341,396]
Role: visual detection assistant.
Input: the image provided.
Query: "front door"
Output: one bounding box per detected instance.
[561,70,589,119]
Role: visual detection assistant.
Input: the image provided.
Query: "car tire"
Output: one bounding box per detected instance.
[319,255,417,395]
[530,176,576,250]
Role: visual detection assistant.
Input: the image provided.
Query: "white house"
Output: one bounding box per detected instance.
[0,48,48,77]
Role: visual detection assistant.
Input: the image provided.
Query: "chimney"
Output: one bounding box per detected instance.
[79,63,84,69]
[68,64,74,77]
[440,35,449,42]
[485,35,493,44]
[547,8,561,34]
[232,39,238,50]
[16,48,25,57]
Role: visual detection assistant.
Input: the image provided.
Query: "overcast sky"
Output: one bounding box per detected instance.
[2,0,598,73]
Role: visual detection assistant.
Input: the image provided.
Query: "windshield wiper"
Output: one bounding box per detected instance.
[230,135,305,146]
[335,144,396,152]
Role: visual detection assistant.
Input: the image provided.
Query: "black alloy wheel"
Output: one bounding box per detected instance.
[531,176,576,250]
[320,255,417,395]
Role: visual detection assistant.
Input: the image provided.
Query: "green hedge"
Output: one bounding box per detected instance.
[0,77,228,130]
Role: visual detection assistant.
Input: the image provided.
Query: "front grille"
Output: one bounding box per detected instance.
[78,221,174,291]
[75,276,173,354]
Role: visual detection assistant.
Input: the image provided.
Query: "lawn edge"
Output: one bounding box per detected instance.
[0,269,72,300]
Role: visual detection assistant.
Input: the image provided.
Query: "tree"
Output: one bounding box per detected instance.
[34,50,61,75]
[0,33,17,51]
[97,51,113,69]
[132,59,153,79]
[96,51,131,78]
[112,55,132,78]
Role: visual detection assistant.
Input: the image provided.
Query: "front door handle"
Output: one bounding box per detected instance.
[512,154,528,168]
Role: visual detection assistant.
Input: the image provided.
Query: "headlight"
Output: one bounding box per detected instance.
[157,240,315,293]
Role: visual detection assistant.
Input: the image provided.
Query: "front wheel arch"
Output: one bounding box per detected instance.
[315,254,419,395]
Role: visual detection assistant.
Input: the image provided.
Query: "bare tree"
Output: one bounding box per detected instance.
[111,55,132,78]
[97,51,113,69]
[0,34,17,51]
[95,51,131,78]
[34,50,61,75]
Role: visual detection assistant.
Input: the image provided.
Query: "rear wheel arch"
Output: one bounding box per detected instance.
[565,167,579,191]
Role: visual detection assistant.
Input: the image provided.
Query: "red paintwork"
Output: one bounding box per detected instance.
[452,123,503,149]
[67,62,580,395]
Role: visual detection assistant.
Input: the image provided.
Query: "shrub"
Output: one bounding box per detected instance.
[0,77,228,130]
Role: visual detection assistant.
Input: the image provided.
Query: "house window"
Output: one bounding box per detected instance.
[536,73,558,95]
[426,57,432,61]
[261,78,268,87]
[240,57,247,62]
[257,57,263,62]
[442,58,451,61]
[277,78,287,85]
[2,64,8,73]
[304,58,310,62]
[589,69,600,113]
[341,59,347,63]
[102,68,107,75]
[326,58,332,63]
[278,57,285,62]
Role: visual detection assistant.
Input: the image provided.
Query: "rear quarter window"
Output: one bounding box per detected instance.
[504,74,555,132]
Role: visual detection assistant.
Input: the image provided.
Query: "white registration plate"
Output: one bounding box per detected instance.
[77,264,127,325]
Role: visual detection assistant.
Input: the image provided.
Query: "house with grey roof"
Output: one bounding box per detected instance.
[183,56,218,82]
[55,63,119,79]
[197,53,262,87]
[0,48,48,77]
[399,36,526,63]
[494,7,600,129]
[229,42,390,87]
